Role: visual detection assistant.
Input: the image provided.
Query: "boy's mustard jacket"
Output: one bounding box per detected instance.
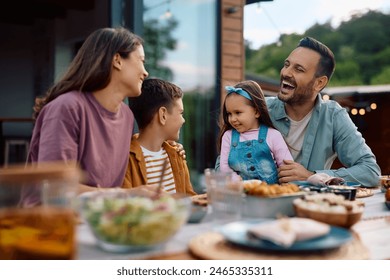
[122,134,197,195]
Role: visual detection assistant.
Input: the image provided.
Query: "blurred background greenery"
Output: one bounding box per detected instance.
[245,10,390,86]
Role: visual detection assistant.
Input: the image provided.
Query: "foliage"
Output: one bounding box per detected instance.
[143,17,178,80]
[245,10,390,86]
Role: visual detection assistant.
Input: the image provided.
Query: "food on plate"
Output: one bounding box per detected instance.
[247,217,330,247]
[293,193,364,228]
[294,193,364,213]
[356,188,373,198]
[191,193,208,206]
[243,180,300,197]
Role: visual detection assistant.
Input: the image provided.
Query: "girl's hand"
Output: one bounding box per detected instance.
[167,140,186,160]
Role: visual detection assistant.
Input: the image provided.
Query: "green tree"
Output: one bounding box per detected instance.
[331,60,363,86]
[143,17,178,80]
[371,66,390,84]
[246,34,300,80]
[246,10,390,87]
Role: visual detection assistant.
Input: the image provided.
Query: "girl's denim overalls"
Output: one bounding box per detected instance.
[228,125,278,184]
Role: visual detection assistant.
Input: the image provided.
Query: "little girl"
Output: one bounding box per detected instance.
[218,80,293,184]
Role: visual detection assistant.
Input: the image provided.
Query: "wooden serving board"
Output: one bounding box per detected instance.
[188,232,369,260]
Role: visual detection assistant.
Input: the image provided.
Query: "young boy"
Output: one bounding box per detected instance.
[122,78,196,195]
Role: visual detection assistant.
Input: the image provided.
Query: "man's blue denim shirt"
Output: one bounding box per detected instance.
[265,94,381,187]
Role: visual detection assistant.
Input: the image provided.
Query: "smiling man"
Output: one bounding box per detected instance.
[266,37,381,187]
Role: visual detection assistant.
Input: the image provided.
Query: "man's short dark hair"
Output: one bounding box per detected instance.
[298,37,335,80]
[128,78,183,130]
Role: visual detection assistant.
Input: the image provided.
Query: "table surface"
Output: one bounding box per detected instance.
[77,188,390,260]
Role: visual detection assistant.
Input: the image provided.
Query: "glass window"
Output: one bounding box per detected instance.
[143,0,217,190]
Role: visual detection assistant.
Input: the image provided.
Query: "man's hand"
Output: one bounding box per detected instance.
[278,160,315,183]
[167,140,186,160]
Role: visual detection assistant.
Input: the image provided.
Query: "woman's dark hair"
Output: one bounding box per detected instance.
[298,37,335,81]
[33,27,143,120]
[217,80,275,152]
[128,78,183,130]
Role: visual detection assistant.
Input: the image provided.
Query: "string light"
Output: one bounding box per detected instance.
[370,103,377,110]
[249,2,282,45]
[145,0,173,19]
[256,3,262,14]
[164,0,172,19]
[164,8,172,19]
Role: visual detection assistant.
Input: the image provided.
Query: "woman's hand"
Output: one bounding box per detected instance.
[167,140,186,160]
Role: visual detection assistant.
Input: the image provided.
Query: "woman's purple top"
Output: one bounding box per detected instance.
[28,91,133,188]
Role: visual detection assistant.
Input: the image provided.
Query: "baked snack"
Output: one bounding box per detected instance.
[243,180,300,197]
[191,193,208,206]
[294,193,364,213]
[356,188,373,198]
[293,193,364,228]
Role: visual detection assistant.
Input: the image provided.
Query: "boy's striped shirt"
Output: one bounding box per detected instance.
[140,146,176,194]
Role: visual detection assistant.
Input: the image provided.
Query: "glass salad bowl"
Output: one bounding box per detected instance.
[78,189,191,253]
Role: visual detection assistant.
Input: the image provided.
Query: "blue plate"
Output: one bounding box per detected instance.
[344,181,361,188]
[291,181,328,192]
[292,181,361,187]
[290,181,362,188]
[218,219,352,252]
[292,181,362,194]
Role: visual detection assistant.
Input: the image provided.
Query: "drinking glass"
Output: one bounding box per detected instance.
[204,169,243,225]
[0,162,80,260]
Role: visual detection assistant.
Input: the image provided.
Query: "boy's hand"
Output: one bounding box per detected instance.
[167,140,186,160]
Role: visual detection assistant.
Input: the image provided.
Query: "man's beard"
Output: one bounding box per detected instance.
[278,78,316,106]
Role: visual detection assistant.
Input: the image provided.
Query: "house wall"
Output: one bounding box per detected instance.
[0,1,108,136]
[220,0,245,104]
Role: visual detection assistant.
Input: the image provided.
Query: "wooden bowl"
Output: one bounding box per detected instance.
[293,204,363,228]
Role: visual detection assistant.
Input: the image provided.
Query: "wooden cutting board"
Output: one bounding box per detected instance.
[187,231,369,260]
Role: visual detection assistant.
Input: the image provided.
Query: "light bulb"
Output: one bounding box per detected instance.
[256,3,262,14]
[165,9,172,18]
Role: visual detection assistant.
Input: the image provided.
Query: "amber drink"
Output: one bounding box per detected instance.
[0,163,80,260]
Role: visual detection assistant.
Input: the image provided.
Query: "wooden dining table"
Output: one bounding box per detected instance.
[76,187,390,260]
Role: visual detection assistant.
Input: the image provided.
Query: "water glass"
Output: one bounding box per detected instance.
[204,169,243,224]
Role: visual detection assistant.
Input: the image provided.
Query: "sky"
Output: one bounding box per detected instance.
[244,0,390,49]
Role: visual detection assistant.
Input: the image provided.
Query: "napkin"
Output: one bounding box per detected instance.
[247,217,331,247]
[307,173,345,187]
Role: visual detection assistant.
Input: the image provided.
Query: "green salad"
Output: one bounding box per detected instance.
[83,194,189,246]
